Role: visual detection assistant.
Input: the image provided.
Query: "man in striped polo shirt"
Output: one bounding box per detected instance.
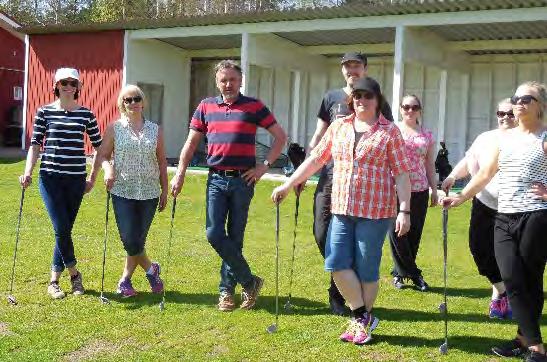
[171,60,287,311]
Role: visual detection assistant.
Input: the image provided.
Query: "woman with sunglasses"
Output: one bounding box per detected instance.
[93,84,168,297]
[272,77,411,345]
[388,95,437,292]
[442,81,547,362]
[441,98,517,320]
[19,68,102,299]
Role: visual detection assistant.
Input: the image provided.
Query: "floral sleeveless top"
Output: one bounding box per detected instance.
[398,125,434,192]
[110,118,160,200]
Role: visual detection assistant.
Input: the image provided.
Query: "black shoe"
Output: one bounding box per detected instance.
[491,339,527,358]
[411,275,429,292]
[392,276,404,289]
[329,295,350,316]
[526,351,547,362]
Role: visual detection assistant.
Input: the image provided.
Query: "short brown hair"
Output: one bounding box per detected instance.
[214,60,242,77]
[346,91,386,116]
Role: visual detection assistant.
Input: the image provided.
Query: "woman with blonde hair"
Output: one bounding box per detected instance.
[441,98,518,319]
[93,84,168,297]
[442,81,547,362]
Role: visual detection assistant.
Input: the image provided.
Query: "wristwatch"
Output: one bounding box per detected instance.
[263,159,271,168]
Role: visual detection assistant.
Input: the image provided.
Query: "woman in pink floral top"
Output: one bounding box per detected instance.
[389,95,438,292]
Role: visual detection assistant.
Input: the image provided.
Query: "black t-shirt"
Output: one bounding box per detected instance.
[316,88,394,174]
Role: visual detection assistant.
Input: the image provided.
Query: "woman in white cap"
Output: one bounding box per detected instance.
[19,67,102,299]
[92,84,167,297]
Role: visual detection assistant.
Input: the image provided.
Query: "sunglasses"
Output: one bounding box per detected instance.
[401,104,421,112]
[353,91,375,100]
[123,96,143,104]
[496,110,514,118]
[510,95,538,105]
[59,79,78,87]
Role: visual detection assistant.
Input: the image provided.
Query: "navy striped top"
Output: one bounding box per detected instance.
[30,103,102,176]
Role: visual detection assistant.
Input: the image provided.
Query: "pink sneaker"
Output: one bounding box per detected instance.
[146,262,164,294]
[353,313,379,345]
[501,295,512,319]
[489,298,504,319]
[339,319,358,342]
[117,278,137,298]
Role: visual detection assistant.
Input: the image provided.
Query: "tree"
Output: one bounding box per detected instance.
[0,0,345,26]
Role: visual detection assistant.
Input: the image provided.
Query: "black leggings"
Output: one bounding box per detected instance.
[313,171,344,303]
[494,210,547,345]
[388,190,429,278]
[469,197,502,284]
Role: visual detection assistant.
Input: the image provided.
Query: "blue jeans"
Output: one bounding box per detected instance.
[325,214,392,282]
[206,172,255,294]
[39,173,86,272]
[111,194,158,256]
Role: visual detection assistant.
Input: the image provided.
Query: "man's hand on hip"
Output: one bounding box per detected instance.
[242,164,269,186]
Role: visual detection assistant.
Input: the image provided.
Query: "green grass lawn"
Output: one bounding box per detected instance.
[0,160,543,361]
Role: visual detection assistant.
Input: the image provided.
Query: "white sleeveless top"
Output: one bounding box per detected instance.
[110,118,161,200]
[466,129,500,210]
[497,129,547,214]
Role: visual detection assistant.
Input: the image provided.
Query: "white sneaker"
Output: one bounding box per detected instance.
[47,282,66,299]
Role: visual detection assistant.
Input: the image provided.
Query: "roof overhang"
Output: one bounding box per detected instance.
[0,10,24,40]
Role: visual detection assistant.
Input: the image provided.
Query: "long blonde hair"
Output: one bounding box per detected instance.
[518,81,546,120]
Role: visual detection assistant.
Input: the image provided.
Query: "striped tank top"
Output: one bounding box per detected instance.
[497,129,547,213]
[110,118,160,200]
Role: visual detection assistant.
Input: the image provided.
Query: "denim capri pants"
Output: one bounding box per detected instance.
[325,214,392,282]
[111,194,158,256]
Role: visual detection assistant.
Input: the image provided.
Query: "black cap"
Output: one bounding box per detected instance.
[340,52,367,65]
[351,77,381,96]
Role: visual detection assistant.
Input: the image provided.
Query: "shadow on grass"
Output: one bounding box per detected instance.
[375,334,508,356]
[373,307,513,324]
[0,158,24,164]
[426,286,492,299]
[85,289,330,315]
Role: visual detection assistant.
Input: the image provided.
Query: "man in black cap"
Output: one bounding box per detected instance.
[307,52,394,315]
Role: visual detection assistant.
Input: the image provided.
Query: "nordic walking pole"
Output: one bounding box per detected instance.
[159,197,177,311]
[439,204,449,354]
[284,192,300,312]
[99,192,111,304]
[267,202,280,334]
[7,188,25,306]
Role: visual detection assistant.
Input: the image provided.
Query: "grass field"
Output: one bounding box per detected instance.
[0,159,544,361]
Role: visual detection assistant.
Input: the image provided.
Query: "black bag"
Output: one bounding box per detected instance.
[287,143,306,169]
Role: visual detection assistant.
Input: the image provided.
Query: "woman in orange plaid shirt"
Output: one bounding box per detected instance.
[272,77,411,346]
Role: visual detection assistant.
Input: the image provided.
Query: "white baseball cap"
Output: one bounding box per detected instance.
[53,68,80,84]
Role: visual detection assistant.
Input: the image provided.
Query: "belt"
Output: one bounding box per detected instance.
[210,168,247,177]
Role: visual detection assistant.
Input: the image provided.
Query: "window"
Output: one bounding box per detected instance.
[13,86,22,101]
[137,83,164,125]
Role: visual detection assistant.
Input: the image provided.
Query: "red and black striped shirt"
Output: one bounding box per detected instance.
[190,94,277,170]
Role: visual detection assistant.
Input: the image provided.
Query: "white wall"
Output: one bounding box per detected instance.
[409,54,547,165]
[125,38,191,158]
[170,45,547,168]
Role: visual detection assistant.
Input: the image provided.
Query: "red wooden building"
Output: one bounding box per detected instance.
[25,31,124,154]
[0,11,24,147]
